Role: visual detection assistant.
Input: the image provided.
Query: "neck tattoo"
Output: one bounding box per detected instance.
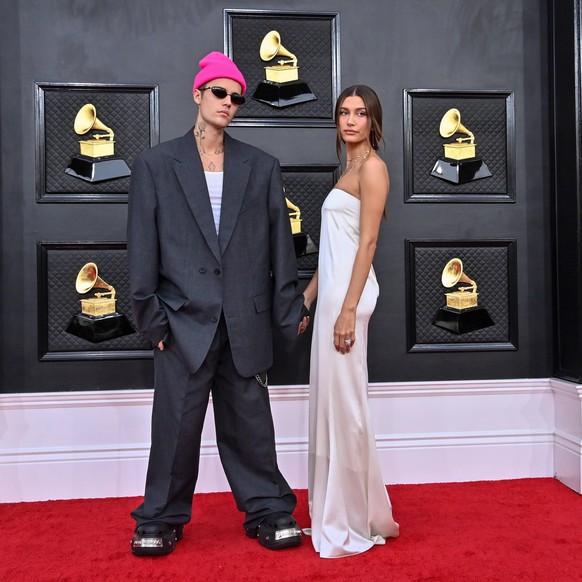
[194,124,224,171]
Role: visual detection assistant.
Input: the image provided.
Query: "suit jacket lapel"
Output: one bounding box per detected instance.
[172,130,221,263]
[219,133,251,256]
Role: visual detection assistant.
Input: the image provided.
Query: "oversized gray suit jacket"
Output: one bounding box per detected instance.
[127,130,304,377]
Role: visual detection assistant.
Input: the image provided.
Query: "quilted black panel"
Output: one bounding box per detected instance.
[226,11,339,123]
[282,165,340,272]
[40,244,150,354]
[37,84,157,200]
[404,91,514,201]
[408,242,516,347]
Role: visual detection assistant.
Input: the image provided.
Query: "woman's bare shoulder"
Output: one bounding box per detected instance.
[360,154,385,172]
[360,154,389,181]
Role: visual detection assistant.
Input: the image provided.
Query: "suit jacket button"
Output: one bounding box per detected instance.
[199,267,206,274]
[214,268,221,275]
[211,316,218,322]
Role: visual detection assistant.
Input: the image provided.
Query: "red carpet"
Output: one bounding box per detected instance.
[1,478,580,581]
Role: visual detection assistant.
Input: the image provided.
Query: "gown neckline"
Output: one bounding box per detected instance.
[332,187,360,202]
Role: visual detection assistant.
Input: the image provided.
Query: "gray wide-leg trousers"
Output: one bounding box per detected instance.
[131,316,296,529]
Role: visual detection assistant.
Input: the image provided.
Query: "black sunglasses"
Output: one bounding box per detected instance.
[200,86,245,106]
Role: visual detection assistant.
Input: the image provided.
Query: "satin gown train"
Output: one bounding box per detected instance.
[307,188,399,558]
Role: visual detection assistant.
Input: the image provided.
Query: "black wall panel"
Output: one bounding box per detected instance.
[549,0,582,382]
[0,0,553,392]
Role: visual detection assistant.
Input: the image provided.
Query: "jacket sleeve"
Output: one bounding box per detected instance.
[268,159,305,340]
[126,155,169,346]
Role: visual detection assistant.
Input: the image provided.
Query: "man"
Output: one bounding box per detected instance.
[127,52,309,556]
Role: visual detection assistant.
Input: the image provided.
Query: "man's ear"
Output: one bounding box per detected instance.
[193,90,201,105]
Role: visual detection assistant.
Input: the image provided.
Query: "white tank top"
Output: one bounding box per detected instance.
[204,171,224,234]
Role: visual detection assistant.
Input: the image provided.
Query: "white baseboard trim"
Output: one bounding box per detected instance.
[551,378,582,493]
[0,378,572,502]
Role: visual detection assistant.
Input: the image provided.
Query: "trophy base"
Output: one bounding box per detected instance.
[430,157,492,185]
[65,154,131,183]
[293,233,318,257]
[66,312,135,343]
[433,306,495,335]
[252,80,317,108]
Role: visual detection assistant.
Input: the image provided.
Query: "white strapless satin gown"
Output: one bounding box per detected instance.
[307,188,399,558]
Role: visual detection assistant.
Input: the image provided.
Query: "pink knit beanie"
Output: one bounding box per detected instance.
[193,52,247,95]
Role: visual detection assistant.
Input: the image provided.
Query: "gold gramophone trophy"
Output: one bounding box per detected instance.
[430,108,492,184]
[66,262,135,343]
[432,258,494,334]
[65,103,131,183]
[252,30,317,108]
[286,196,317,257]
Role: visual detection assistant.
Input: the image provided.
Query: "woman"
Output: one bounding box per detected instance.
[302,85,399,558]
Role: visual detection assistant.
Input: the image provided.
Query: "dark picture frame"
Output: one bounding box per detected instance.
[403,89,515,203]
[37,241,152,361]
[281,164,341,277]
[405,239,518,352]
[35,83,159,203]
[223,9,340,127]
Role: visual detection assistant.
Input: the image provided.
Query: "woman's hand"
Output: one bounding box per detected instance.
[334,308,356,354]
[297,313,310,335]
